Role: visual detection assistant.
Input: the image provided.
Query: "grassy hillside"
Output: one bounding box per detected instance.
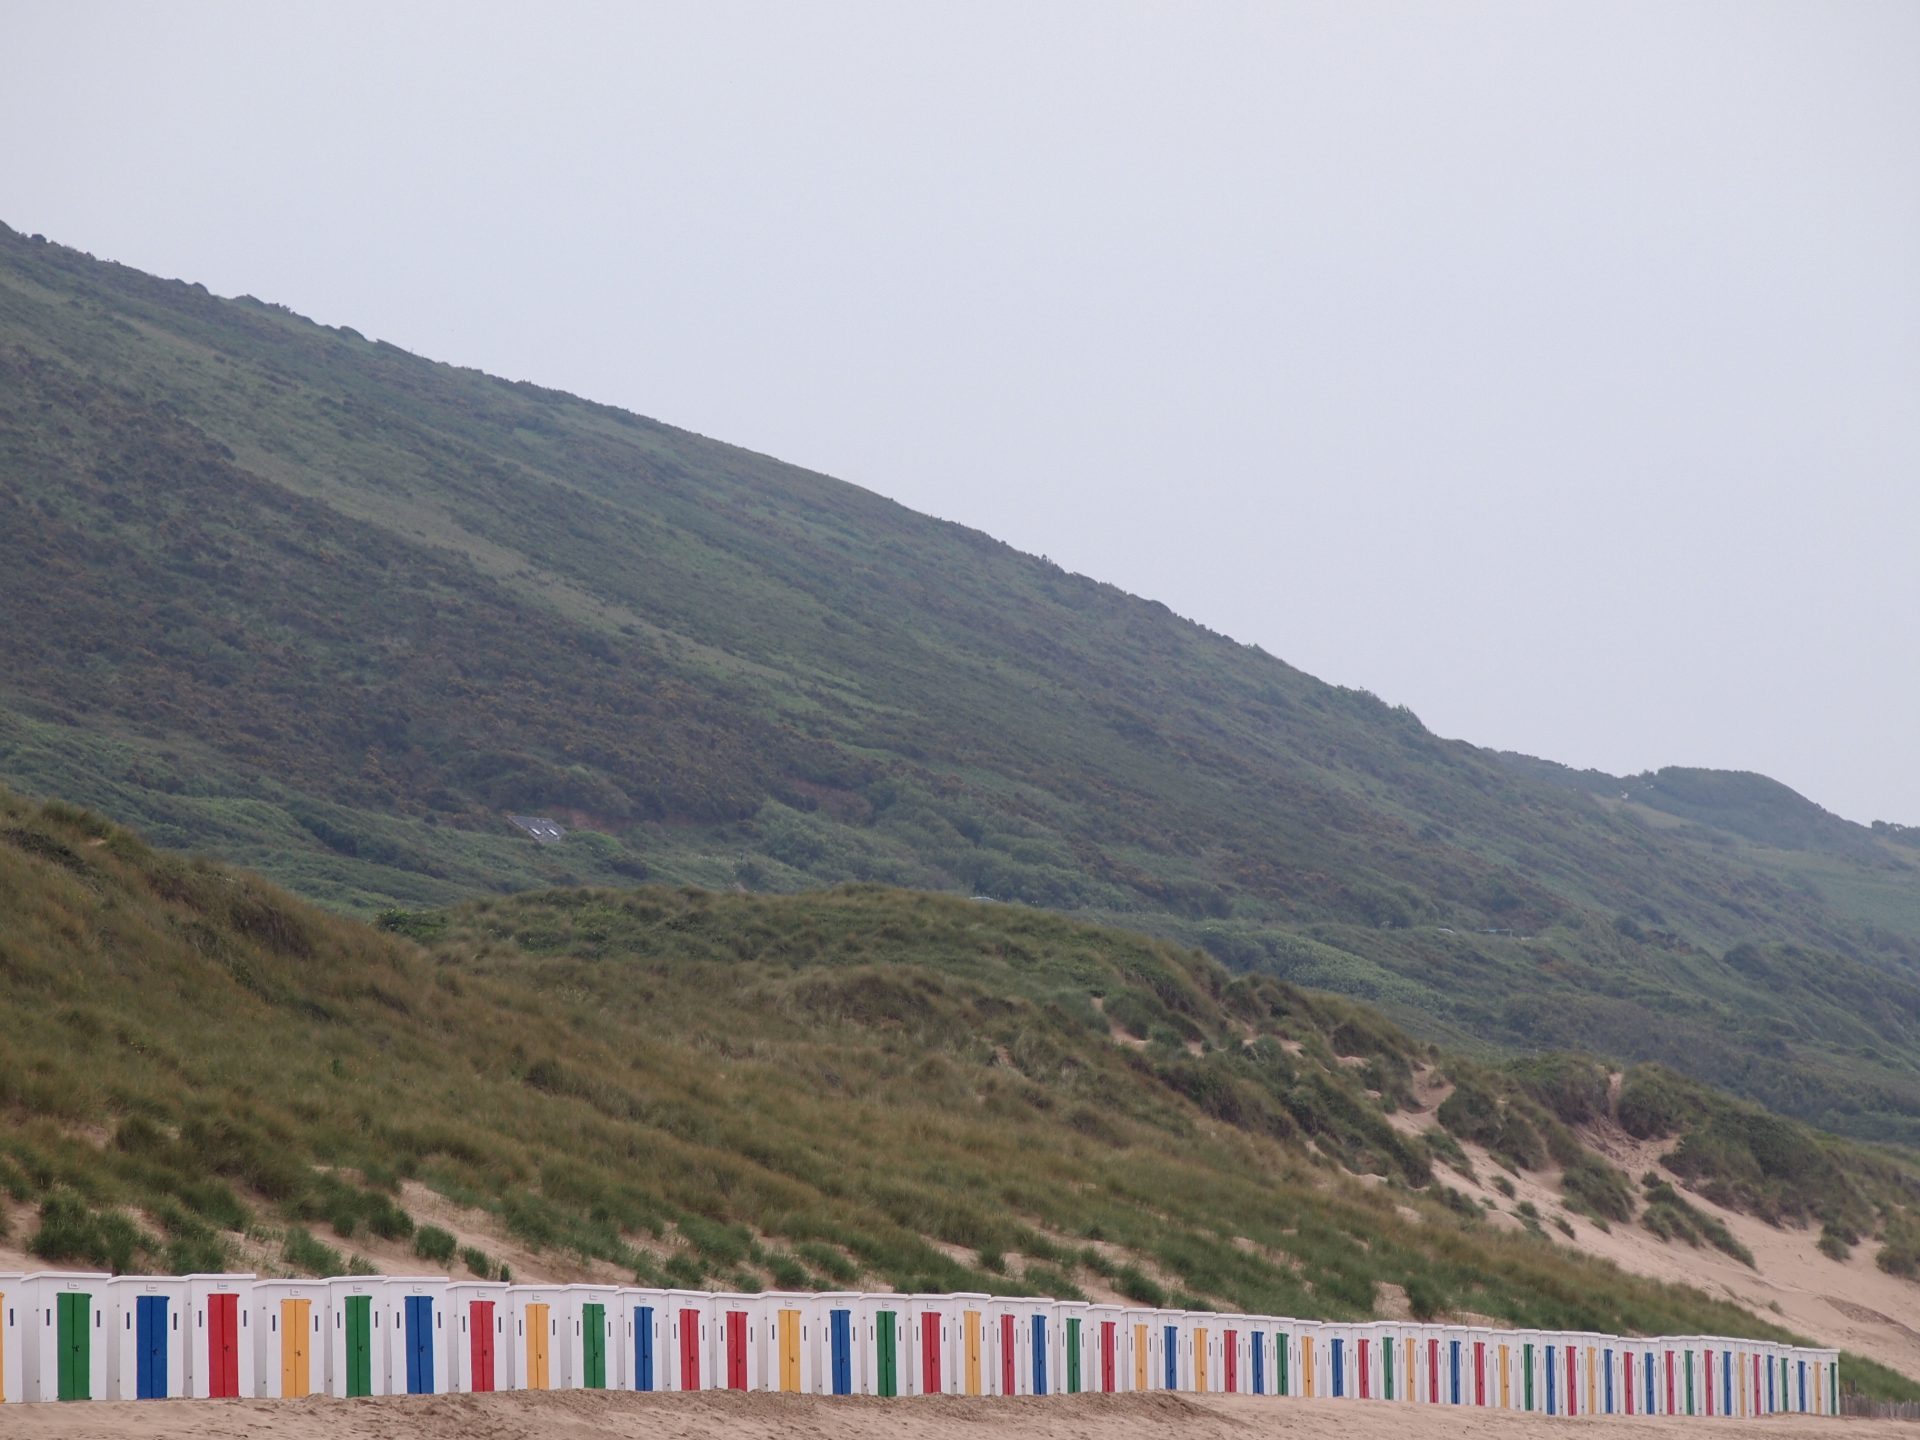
[4,220,1920,1148]
[3,790,1918,1399]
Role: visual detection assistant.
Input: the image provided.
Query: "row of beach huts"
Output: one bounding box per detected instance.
[0,1269,1840,1418]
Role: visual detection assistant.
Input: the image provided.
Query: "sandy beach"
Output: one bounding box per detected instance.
[0,1390,1878,1440]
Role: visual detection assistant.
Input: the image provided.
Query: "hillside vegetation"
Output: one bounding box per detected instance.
[3,790,1918,1399]
[4,223,1920,1146]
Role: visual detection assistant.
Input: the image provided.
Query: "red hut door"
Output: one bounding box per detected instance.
[206,1294,239,1398]
[726,1312,748,1390]
[679,1310,701,1390]
[921,1311,943,1392]
[470,1301,495,1392]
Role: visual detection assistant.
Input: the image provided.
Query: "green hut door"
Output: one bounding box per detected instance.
[57,1293,92,1401]
[344,1296,372,1397]
[582,1304,607,1388]
[876,1311,898,1398]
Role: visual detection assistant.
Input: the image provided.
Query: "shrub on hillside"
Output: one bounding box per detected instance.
[1116,1265,1167,1307]
[282,1226,344,1275]
[366,1195,415,1241]
[1561,1152,1634,1223]
[1663,1107,1860,1228]
[795,1242,858,1283]
[1508,1055,1611,1127]
[1640,1176,1753,1267]
[1438,1075,1547,1170]
[768,1254,809,1289]
[1404,1276,1447,1320]
[1876,1215,1920,1279]
[31,1191,148,1272]
[1616,1066,1701,1140]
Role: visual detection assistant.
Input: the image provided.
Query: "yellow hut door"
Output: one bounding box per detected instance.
[526,1304,551,1390]
[281,1299,311,1398]
[963,1311,982,1396]
[1499,1344,1511,1409]
[1133,1324,1148,1391]
[1194,1327,1209,1393]
[778,1310,801,1392]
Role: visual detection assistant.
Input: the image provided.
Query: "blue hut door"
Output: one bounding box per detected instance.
[830,1310,852,1396]
[137,1296,169,1399]
[635,1306,654,1391]
[405,1296,435,1394]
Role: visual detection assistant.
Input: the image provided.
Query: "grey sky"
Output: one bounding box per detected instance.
[5,1,1917,823]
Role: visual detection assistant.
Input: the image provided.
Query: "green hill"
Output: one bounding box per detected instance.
[4,789,1917,1398]
[3,220,1920,1149]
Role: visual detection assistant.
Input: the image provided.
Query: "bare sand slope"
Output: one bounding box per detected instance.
[1387,1066,1920,1377]
[0,1391,1879,1440]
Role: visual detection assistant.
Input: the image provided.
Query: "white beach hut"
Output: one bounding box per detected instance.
[323,1275,388,1398]
[507,1284,570,1392]
[20,1272,110,1403]
[446,1280,510,1393]
[805,1290,861,1396]
[659,1289,713,1392]
[950,1291,992,1396]
[383,1276,451,1397]
[1082,1303,1122,1394]
[561,1283,621,1391]
[708,1291,758,1392]
[0,1271,22,1406]
[1118,1304,1158,1393]
[251,1279,326,1399]
[982,1295,1025,1395]
[1049,1298,1089,1394]
[849,1293,905,1397]
[106,1274,187,1400]
[183,1273,255,1399]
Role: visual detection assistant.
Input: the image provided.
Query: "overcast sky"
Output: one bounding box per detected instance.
[5,2,1916,823]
